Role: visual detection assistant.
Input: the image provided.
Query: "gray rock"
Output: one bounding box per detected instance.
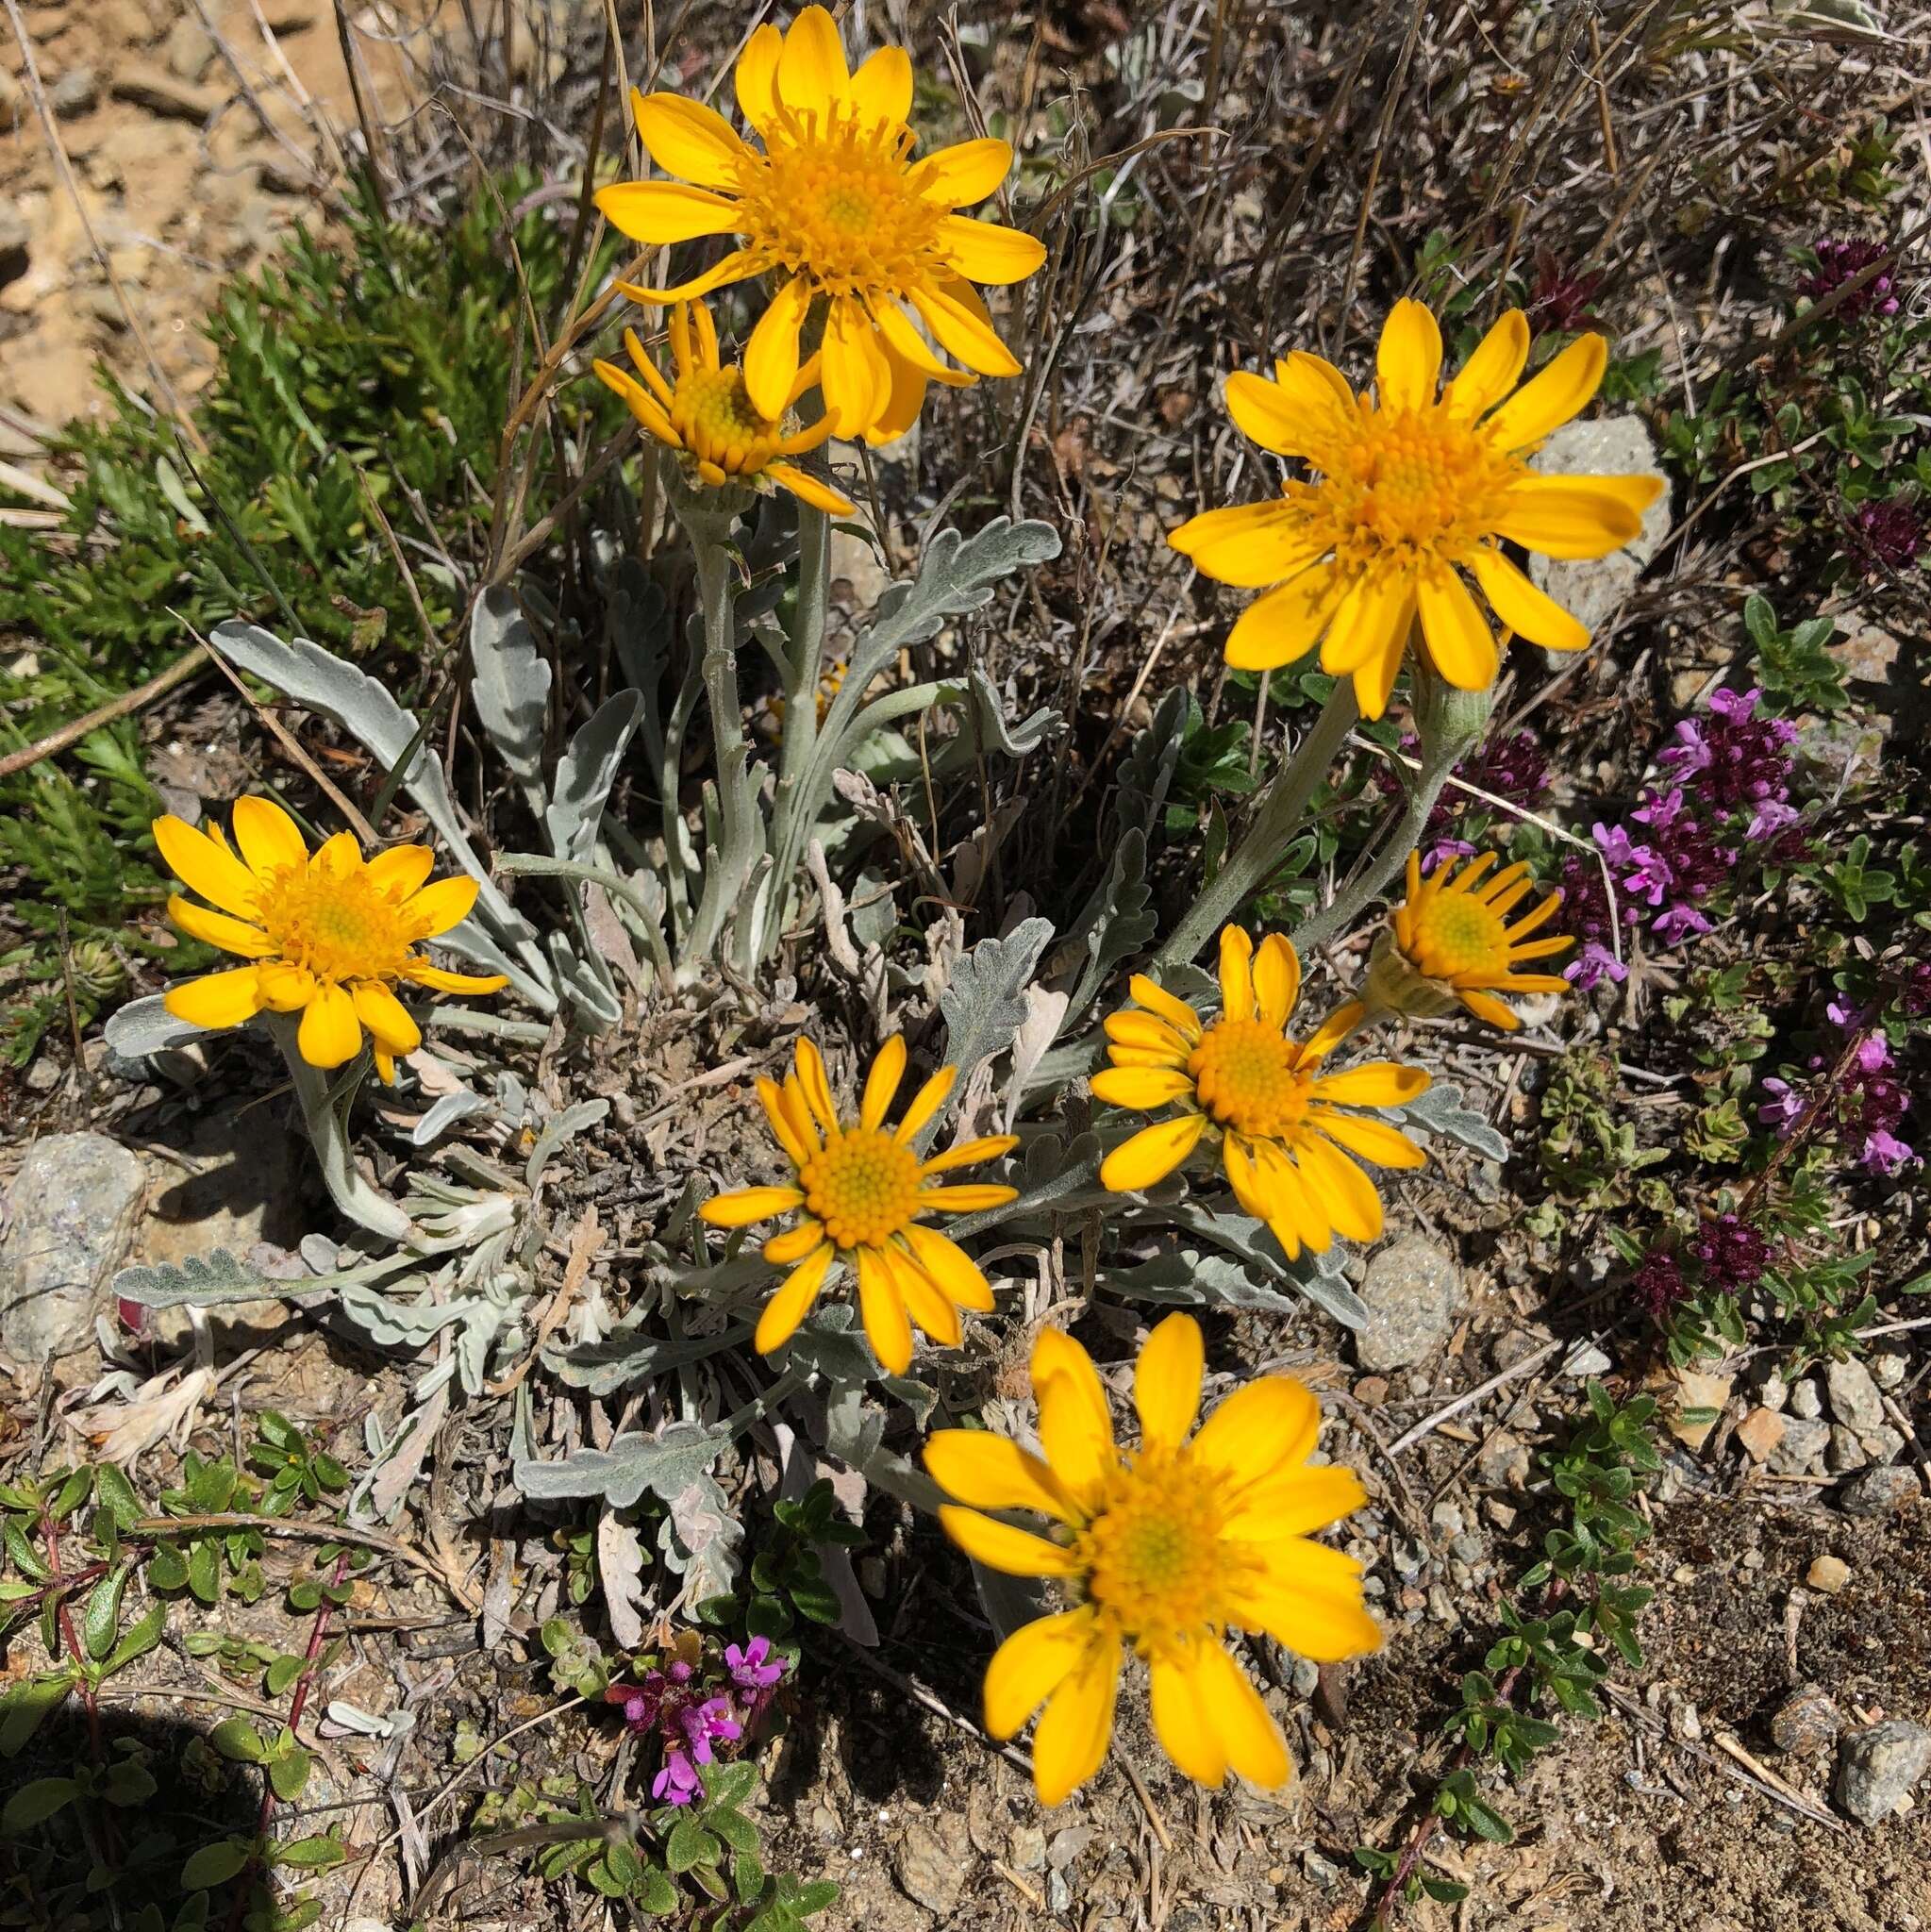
[1768,1415,1830,1475]
[1562,1341,1613,1378]
[1789,1378,1823,1421]
[1826,1424,1869,1474]
[1525,416,1671,634]
[0,1133,146,1361]
[1835,1721,1931,1825]
[1873,1354,1908,1391]
[164,15,215,83]
[1825,1357,1887,1432]
[1046,1825,1092,1871]
[1770,1685,1839,1756]
[1754,1369,1790,1414]
[1477,1427,1531,1489]
[1355,1236,1464,1371]
[892,1821,964,1917]
[1007,1823,1045,1872]
[1839,1465,1922,1517]
[49,66,99,115]
[1857,1424,1905,1464]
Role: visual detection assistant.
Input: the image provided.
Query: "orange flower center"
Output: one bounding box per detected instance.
[1406,891,1511,979]
[1074,1452,1253,1656]
[671,367,785,475]
[1295,400,1524,572]
[1189,1019,1313,1140]
[252,863,424,987]
[738,107,940,296]
[799,1127,924,1248]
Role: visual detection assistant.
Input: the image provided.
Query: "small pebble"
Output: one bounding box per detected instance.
[1807,1554,1852,1594]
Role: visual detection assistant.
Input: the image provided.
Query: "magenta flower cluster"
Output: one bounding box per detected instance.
[1800,237,1901,322]
[1844,498,1926,575]
[605,1637,789,1806]
[1759,1001,1916,1176]
[1581,687,1802,974]
[1377,726,1552,872]
[1633,1212,1772,1323]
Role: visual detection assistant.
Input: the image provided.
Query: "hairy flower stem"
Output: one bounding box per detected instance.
[681,497,762,973]
[765,501,833,962]
[1156,682,1361,968]
[268,1016,412,1242]
[1290,671,1495,956]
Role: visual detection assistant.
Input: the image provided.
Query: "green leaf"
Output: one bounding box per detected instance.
[93,1465,142,1531]
[272,1835,345,1870]
[180,1839,253,1890]
[269,1748,312,1802]
[0,1674,73,1757]
[2,1776,78,1833]
[633,1865,679,1914]
[186,1539,221,1606]
[706,1803,758,1856]
[210,1718,268,1764]
[83,1564,130,1660]
[665,1816,721,1874]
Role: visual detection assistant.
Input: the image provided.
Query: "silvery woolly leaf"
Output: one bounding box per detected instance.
[1394,1081,1510,1162]
[1155,1202,1370,1330]
[1067,829,1156,1020]
[113,1247,397,1309]
[938,916,1055,1094]
[468,588,552,817]
[516,1420,729,1509]
[944,1131,1106,1239]
[525,1099,610,1189]
[410,1089,493,1148]
[1107,1248,1301,1315]
[657,1469,743,1600]
[1112,683,1190,843]
[544,691,644,866]
[103,994,204,1061]
[340,1281,468,1347]
[777,1303,874,1387]
[962,665,1058,758]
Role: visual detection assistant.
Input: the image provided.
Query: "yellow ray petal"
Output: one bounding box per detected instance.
[775,4,850,114]
[1446,308,1530,420]
[919,1134,1019,1178]
[1167,501,1328,590]
[1224,1463,1370,1541]
[403,874,479,938]
[1099,1113,1207,1193]
[860,1035,907,1131]
[230,795,308,877]
[1031,1327,1116,1507]
[1224,562,1347,671]
[894,1064,957,1144]
[1126,974,1204,1042]
[883,1242,961,1346]
[757,1074,813,1169]
[700,1186,807,1228]
[594,179,742,245]
[296,982,361,1070]
[792,1036,841,1135]
[1375,298,1443,413]
[1190,1374,1321,1489]
[1290,1134,1383,1242]
[735,23,781,127]
[823,291,894,435]
[1481,331,1607,449]
[632,91,751,189]
[917,1183,1018,1213]
[366,844,436,901]
[351,981,421,1058]
[936,213,1046,286]
[1102,1009,1193,1059]
[1466,543,1592,650]
[164,964,266,1031]
[855,1246,914,1374]
[1218,923,1256,1021]
[1252,933,1300,1030]
[1150,1649,1227,1789]
[908,135,1014,208]
[1194,1640,1291,1788]
[764,1221,826,1266]
[907,275,1021,377]
[402,961,510,995]
[1227,1541,1383,1661]
[848,44,912,125]
[1307,1061,1430,1107]
[1493,474,1656,558]
[166,895,271,959]
[924,1431,1076,1521]
[744,275,814,422]
[901,1224,995,1312]
[984,1607,1103,1740]
[755,1243,835,1354]
[617,250,760,307]
[1090,1067,1195,1111]
[765,462,857,516]
[1415,565,1499,692]
[1134,1311,1204,1453]
[1029,1632,1120,1806]
[152,815,262,919]
[1309,1112,1427,1170]
[937,1505,1077,1578]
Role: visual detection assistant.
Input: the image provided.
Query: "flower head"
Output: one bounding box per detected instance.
[1800,237,1900,322]
[1844,497,1925,575]
[699,1036,1019,1373]
[1168,300,1663,716]
[153,798,507,1082]
[1094,927,1430,1257]
[925,1312,1379,1805]
[1370,850,1573,1031]
[725,1636,786,1690]
[595,7,1045,444]
[593,301,855,514]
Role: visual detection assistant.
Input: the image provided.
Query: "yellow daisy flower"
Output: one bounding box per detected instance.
[1167,299,1666,718]
[698,1037,1020,1374]
[1369,849,1573,1032]
[153,799,507,1083]
[593,6,1046,444]
[592,300,856,516]
[925,1311,1379,1806]
[1094,926,1429,1257]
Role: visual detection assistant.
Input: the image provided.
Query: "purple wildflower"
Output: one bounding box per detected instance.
[1896,960,1931,1017]
[1378,727,1551,869]
[1684,1214,1771,1295]
[1528,247,1605,333]
[1801,237,1901,322]
[1556,857,1626,990]
[1633,1250,1687,1321]
[1758,1076,1806,1136]
[1844,499,1925,575]
[652,1748,703,1805]
[726,1637,785,1691]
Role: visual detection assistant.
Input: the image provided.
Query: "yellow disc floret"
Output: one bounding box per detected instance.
[799,1127,924,1249]
[1188,1019,1312,1140]
[251,858,427,987]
